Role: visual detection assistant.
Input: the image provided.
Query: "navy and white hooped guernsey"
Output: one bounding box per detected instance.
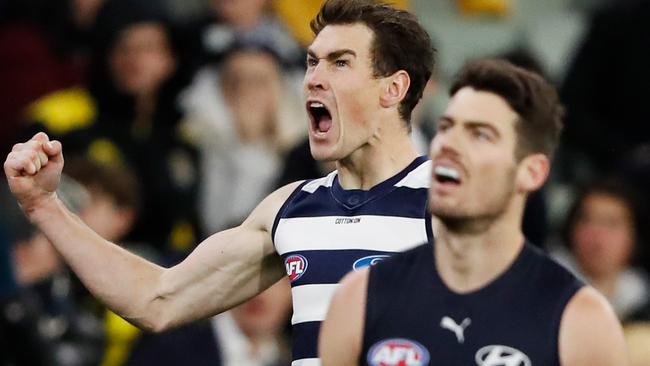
[272,156,432,366]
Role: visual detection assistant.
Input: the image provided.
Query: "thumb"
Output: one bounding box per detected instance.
[42,140,63,162]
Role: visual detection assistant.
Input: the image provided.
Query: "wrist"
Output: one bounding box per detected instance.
[23,192,62,224]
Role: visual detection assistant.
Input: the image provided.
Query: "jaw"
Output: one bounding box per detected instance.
[308,132,342,162]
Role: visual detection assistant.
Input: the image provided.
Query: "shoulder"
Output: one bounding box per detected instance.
[367,242,431,290]
[526,244,584,289]
[394,157,431,189]
[338,268,370,301]
[320,268,368,366]
[243,180,306,232]
[559,286,628,365]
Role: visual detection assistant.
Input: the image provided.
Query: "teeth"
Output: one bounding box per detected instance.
[434,166,460,181]
[310,102,325,108]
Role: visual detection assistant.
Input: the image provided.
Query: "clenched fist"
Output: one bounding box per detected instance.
[3,132,64,213]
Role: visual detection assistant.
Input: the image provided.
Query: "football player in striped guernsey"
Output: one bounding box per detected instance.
[3,1,435,365]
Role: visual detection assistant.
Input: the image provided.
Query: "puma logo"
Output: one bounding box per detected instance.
[440,316,471,344]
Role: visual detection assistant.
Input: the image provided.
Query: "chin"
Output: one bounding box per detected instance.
[309,142,340,162]
[429,202,474,221]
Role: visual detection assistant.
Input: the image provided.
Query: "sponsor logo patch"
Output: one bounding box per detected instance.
[367,338,430,366]
[475,345,531,366]
[335,217,361,224]
[284,254,308,282]
[353,255,390,271]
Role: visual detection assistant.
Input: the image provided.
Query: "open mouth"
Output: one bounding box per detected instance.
[308,101,333,134]
[434,166,462,185]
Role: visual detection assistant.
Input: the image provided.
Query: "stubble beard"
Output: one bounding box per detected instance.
[431,168,517,234]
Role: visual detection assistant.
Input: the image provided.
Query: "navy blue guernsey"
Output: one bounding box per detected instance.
[362,241,584,366]
[273,156,432,366]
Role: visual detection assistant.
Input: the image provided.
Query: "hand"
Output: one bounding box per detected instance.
[4,132,64,212]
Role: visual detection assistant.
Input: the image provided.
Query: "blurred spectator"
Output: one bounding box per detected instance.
[553,179,649,322]
[179,44,304,232]
[181,0,304,72]
[559,0,650,195]
[0,0,107,158]
[124,278,292,366]
[9,158,141,366]
[212,278,292,366]
[22,0,203,258]
[1,181,57,365]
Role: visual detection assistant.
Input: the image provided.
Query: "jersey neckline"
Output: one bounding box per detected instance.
[330,155,429,209]
[426,240,536,300]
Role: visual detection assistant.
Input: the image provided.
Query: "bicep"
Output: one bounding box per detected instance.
[559,286,629,366]
[320,269,368,366]
[157,225,285,327]
[153,182,303,328]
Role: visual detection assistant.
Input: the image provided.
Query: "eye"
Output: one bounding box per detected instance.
[335,59,349,68]
[436,120,452,133]
[307,57,318,67]
[472,128,493,141]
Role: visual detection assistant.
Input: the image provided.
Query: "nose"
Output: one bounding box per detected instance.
[429,127,461,158]
[304,63,328,92]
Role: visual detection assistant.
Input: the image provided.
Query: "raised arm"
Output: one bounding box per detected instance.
[4,132,297,332]
[319,268,368,366]
[559,286,629,366]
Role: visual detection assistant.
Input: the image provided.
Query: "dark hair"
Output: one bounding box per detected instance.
[310,0,435,124]
[449,58,564,160]
[562,179,644,264]
[64,157,141,214]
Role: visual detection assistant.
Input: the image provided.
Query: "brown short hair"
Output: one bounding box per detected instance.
[449,58,564,160]
[64,157,141,213]
[310,0,435,125]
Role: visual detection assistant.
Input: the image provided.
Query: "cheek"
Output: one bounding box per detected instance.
[605,227,634,259]
[335,78,377,124]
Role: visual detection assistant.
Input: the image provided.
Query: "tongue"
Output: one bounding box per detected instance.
[318,117,332,133]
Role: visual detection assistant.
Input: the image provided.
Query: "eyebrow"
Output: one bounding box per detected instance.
[439,116,501,137]
[307,48,357,61]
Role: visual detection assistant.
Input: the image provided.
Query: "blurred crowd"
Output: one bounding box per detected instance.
[1,0,648,365]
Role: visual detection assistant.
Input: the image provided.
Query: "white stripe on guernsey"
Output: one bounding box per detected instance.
[291,284,338,325]
[395,160,432,189]
[275,216,427,255]
[292,358,321,366]
[301,171,337,193]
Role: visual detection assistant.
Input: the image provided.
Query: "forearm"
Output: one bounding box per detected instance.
[28,194,166,331]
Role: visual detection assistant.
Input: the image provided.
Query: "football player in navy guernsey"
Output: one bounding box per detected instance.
[319,59,628,366]
[3,1,435,365]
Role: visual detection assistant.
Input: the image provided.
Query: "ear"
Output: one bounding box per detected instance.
[516,153,550,193]
[379,70,410,109]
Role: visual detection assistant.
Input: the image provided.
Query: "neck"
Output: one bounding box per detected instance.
[336,121,418,190]
[432,198,526,293]
[131,93,156,136]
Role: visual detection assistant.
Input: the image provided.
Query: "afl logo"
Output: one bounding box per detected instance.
[353,255,390,271]
[367,338,429,366]
[285,254,308,282]
[475,345,531,366]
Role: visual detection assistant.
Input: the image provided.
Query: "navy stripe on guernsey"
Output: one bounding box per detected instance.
[283,249,394,286]
[272,156,432,366]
